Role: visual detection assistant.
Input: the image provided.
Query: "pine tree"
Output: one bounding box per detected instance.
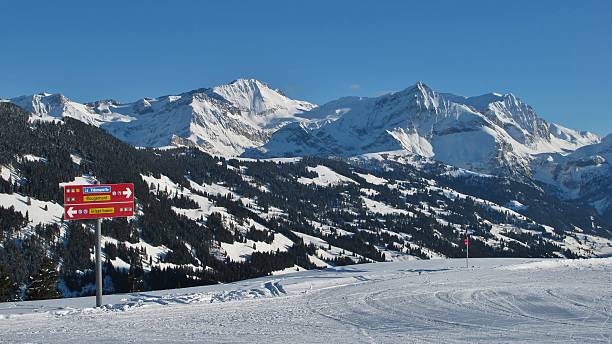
[26,259,60,300]
[0,266,14,302]
[127,252,145,292]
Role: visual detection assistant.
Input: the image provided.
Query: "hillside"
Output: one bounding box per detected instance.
[1,102,611,302]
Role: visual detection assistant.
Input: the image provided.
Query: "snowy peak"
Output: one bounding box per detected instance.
[386,82,442,113]
[448,91,538,126]
[444,90,599,150]
[7,79,317,156]
[207,78,316,129]
[209,78,272,114]
[249,81,601,178]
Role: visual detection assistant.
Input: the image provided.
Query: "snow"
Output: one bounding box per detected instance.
[69,154,82,165]
[250,82,599,180]
[22,154,47,163]
[499,257,612,270]
[271,265,306,276]
[359,188,379,196]
[505,200,528,211]
[1,258,610,343]
[209,78,316,130]
[292,231,365,263]
[59,176,97,187]
[10,79,317,157]
[360,196,411,216]
[234,157,302,164]
[531,134,612,216]
[142,174,228,222]
[192,180,235,198]
[1,164,14,181]
[387,128,435,157]
[0,193,63,225]
[100,236,172,272]
[220,233,293,263]
[297,165,357,187]
[431,125,498,170]
[355,172,388,185]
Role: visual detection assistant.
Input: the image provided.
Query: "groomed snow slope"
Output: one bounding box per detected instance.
[1,258,610,343]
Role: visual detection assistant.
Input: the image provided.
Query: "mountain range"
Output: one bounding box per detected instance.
[1,78,612,300]
[7,79,316,156]
[4,79,609,220]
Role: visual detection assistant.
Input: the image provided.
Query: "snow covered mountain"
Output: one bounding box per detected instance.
[8,93,111,126]
[533,134,612,221]
[206,78,316,130]
[2,101,612,308]
[7,79,316,156]
[246,82,599,177]
[6,80,608,216]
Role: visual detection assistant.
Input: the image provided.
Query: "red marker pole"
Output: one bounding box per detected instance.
[464,235,469,268]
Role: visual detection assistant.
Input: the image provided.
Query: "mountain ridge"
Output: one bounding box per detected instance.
[5,79,317,156]
[248,82,600,177]
[5,80,609,217]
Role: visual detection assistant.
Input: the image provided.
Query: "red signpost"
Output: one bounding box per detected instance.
[62,182,134,308]
[63,183,134,220]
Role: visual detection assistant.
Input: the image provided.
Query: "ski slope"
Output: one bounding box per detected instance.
[1,258,611,343]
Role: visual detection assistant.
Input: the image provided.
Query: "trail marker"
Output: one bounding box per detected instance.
[62,181,134,308]
[64,183,134,220]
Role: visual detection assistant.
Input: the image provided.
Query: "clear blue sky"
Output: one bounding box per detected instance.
[1,0,610,134]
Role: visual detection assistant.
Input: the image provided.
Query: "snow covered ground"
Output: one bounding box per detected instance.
[1,258,610,343]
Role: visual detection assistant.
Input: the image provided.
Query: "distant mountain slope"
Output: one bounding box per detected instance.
[247,82,599,178]
[533,134,612,221]
[7,79,316,156]
[5,79,608,218]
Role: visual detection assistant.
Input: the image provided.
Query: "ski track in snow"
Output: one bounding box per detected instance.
[0,258,611,343]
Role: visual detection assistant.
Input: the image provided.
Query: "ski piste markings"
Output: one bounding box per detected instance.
[360,280,608,342]
[300,266,607,343]
[302,268,452,340]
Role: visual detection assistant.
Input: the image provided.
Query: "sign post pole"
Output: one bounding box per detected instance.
[95,217,102,307]
[63,181,134,308]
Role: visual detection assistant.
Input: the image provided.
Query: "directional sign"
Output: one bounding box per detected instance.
[63,183,134,220]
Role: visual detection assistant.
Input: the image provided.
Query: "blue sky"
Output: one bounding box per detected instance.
[1,1,610,134]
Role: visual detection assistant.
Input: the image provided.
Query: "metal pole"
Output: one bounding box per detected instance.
[95,179,103,307]
[95,218,102,307]
[466,231,469,269]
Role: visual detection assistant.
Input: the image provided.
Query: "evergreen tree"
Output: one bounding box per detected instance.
[127,252,145,292]
[0,265,14,302]
[26,259,60,300]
